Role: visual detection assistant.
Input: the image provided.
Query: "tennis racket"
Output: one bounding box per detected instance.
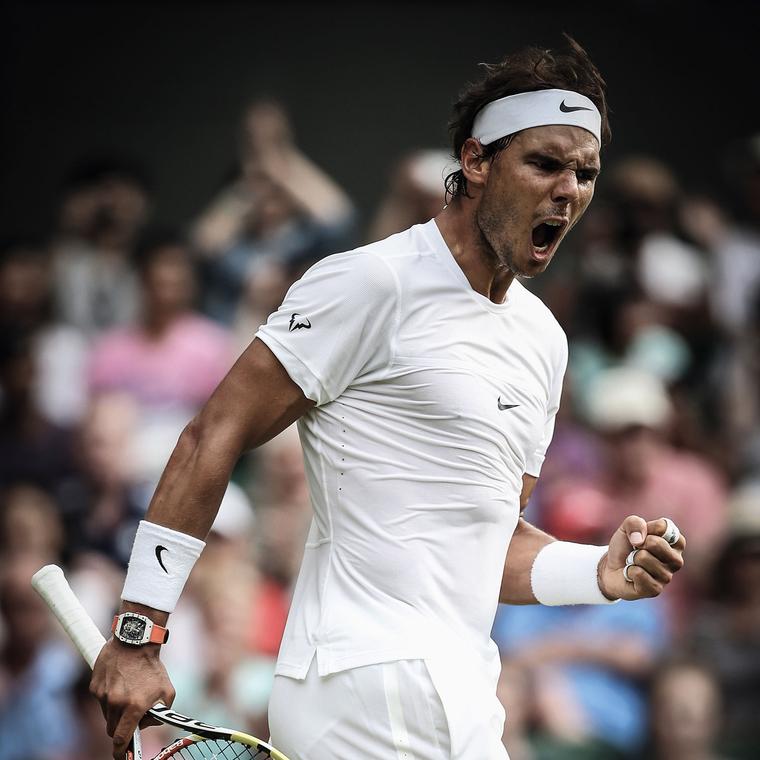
[31,564,291,760]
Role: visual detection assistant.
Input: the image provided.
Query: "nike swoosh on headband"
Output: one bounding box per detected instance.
[559,100,593,113]
[472,89,602,146]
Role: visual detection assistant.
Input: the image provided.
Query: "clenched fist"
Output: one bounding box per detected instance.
[598,516,686,601]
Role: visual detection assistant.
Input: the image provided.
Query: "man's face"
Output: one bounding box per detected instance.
[475,125,600,277]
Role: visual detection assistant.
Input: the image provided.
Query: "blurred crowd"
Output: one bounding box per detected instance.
[1,100,759,760]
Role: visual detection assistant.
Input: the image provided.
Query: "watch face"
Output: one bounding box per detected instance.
[120,617,147,641]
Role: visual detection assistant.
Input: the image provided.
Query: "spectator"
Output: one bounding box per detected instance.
[88,230,233,415]
[252,423,310,513]
[716,287,760,479]
[608,157,709,313]
[0,330,77,494]
[681,135,760,337]
[66,670,119,760]
[688,481,760,758]
[0,239,89,426]
[496,659,535,760]
[57,392,144,570]
[0,555,81,760]
[648,661,725,760]
[367,149,453,242]
[569,290,692,420]
[0,484,64,565]
[585,366,727,631]
[569,157,720,446]
[51,156,150,335]
[192,100,355,327]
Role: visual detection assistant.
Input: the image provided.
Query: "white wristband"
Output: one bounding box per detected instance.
[122,521,206,613]
[530,541,618,606]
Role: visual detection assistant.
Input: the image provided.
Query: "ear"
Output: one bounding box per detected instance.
[460,137,491,192]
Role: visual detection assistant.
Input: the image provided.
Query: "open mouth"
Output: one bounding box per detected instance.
[531,218,567,254]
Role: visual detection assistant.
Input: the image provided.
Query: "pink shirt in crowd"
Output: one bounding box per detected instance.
[89,314,234,410]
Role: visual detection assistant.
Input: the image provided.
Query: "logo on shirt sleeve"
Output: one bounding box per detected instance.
[497,395,519,411]
[289,313,312,331]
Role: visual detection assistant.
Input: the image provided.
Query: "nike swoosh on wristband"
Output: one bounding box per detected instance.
[155,545,169,574]
[559,100,593,113]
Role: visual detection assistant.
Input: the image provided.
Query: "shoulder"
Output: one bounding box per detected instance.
[296,242,404,302]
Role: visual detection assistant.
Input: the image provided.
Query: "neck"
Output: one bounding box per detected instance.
[142,309,179,337]
[435,202,515,304]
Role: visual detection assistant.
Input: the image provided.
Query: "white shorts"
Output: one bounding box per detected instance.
[268,657,508,760]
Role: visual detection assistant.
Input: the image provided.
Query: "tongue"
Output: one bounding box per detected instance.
[532,223,552,248]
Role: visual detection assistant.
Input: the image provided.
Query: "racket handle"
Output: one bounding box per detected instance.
[32,564,144,760]
[31,564,106,668]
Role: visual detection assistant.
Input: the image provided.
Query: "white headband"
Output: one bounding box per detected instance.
[472,88,602,145]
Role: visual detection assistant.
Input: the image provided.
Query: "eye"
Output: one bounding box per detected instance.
[577,170,599,184]
[530,159,559,173]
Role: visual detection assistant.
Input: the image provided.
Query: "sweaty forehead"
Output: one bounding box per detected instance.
[513,125,601,165]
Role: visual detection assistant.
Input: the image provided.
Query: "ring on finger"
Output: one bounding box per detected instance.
[623,564,635,583]
[625,549,640,567]
[661,517,681,546]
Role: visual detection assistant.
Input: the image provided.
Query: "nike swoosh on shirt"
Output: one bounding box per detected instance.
[559,100,593,113]
[155,545,169,574]
[497,397,520,411]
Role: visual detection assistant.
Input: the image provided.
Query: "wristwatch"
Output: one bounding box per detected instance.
[112,612,170,646]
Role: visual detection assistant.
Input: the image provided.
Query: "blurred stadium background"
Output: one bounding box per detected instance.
[2,2,759,758]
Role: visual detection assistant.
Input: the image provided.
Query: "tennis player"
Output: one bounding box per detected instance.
[92,37,686,760]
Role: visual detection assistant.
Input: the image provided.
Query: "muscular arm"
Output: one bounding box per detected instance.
[499,474,555,604]
[144,336,313,538]
[92,338,313,758]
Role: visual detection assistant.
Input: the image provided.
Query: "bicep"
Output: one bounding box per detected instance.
[195,337,314,453]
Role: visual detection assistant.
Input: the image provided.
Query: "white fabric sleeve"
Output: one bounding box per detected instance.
[525,332,568,476]
[255,251,401,406]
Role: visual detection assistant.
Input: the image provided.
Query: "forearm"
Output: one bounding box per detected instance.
[114,421,238,622]
[119,339,313,619]
[499,518,555,604]
[500,517,615,606]
[143,417,240,539]
[279,150,352,223]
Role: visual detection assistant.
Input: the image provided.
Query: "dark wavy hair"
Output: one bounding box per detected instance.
[445,35,611,202]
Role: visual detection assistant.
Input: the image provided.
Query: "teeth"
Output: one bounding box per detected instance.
[535,244,549,252]
[545,220,562,226]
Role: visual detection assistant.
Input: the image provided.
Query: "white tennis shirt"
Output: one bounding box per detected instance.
[256,219,567,680]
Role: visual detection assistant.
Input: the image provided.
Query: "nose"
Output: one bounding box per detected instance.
[550,169,580,205]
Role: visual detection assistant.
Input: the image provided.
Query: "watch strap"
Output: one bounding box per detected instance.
[148,622,170,644]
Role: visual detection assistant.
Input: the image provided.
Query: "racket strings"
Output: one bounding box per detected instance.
[163,738,274,759]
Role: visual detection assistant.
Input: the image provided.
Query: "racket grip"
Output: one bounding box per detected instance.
[32,564,144,760]
[31,564,107,669]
